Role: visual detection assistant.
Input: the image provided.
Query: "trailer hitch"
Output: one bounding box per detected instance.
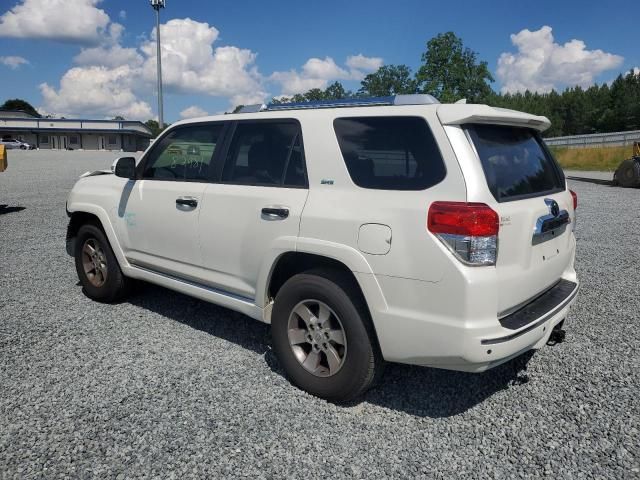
[547,320,566,346]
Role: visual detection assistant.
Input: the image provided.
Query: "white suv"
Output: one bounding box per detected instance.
[66,95,579,401]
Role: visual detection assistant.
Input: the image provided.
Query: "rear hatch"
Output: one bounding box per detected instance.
[463,123,575,314]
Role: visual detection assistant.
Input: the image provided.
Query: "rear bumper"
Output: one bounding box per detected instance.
[462,288,577,372]
[359,271,579,372]
[482,279,578,345]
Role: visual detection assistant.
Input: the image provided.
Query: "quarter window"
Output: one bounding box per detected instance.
[333,116,446,190]
[222,121,307,187]
[142,124,224,181]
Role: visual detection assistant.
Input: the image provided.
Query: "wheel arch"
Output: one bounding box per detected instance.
[264,250,387,347]
[267,252,362,302]
[65,205,128,269]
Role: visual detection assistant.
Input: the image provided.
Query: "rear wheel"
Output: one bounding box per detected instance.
[271,270,383,402]
[74,223,131,302]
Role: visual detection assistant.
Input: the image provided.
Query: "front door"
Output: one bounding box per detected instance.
[98,136,105,150]
[60,136,67,150]
[51,136,58,149]
[198,120,309,301]
[116,122,226,282]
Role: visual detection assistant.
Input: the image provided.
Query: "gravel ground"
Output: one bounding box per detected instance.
[1,150,638,479]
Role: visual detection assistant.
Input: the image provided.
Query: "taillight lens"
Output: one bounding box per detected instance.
[428,202,499,266]
[570,190,577,210]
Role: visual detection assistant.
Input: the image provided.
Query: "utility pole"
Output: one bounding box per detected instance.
[150,0,165,129]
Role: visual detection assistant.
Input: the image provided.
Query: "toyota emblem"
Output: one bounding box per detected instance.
[545,199,560,217]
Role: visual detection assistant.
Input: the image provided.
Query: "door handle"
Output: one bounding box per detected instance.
[261,207,289,219]
[176,197,198,208]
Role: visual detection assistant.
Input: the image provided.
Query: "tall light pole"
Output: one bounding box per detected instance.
[150,0,165,129]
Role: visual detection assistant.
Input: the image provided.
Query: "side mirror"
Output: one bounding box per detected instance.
[114,157,136,179]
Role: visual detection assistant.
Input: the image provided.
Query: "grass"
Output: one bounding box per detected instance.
[549,145,633,171]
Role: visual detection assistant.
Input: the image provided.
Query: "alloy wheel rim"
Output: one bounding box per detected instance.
[82,238,108,287]
[287,299,347,377]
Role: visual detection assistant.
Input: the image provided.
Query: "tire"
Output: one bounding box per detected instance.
[614,158,640,188]
[271,269,384,402]
[74,223,132,303]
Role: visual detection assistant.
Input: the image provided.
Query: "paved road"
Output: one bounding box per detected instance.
[1,151,638,479]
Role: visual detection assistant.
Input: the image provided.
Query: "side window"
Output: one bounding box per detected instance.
[222,121,307,187]
[333,116,446,190]
[142,124,224,181]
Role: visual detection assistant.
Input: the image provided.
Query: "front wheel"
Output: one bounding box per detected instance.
[74,223,132,303]
[271,270,383,402]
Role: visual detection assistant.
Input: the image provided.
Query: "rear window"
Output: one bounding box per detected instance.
[333,116,446,190]
[467,124,565,202]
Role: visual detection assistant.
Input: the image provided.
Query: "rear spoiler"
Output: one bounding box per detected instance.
[437,105,551,132]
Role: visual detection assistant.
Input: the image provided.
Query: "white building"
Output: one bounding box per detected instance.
[0,110,152,152]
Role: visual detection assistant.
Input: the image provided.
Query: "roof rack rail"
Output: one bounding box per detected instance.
[237,104,267,113]
[235,94,439,114]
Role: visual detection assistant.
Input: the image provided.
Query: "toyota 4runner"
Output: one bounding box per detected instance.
[66,95,579,401]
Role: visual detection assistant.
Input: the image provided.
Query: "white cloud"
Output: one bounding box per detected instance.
[0,0,111,44]
[346,54,383,73]
[139,18,266,106]
[39,65,153,120]
[270,70,330,97]
[34,13,383,118]
[74,45,142,68]
[271,55,383,96]
[497,26,624,93]
[0,55,29,69]
[119,10,126,20]
[302,57,349,80]
[106,22,124,44]
[634,67,640,76]
[41,17,270,117]
[180,106,209,119]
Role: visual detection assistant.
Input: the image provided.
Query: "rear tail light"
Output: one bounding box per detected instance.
[427,202,499,266]
[570,190,577,210]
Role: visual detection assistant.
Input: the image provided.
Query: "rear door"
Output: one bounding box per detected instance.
[464,124,575,313]
[197,119,309,301]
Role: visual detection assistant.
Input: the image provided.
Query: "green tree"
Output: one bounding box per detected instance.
[144,119,169,137]
[265,33,640,137]
[324,81,348,99]
[1,98,41,118]
[358,65,417,96]
[415,32,494,103]
[301,88,326,101]
[271,81,352,104]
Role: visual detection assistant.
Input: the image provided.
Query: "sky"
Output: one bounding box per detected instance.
[0,0,638,123]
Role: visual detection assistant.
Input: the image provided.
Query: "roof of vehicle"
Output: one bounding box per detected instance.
[171,95,551,132]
